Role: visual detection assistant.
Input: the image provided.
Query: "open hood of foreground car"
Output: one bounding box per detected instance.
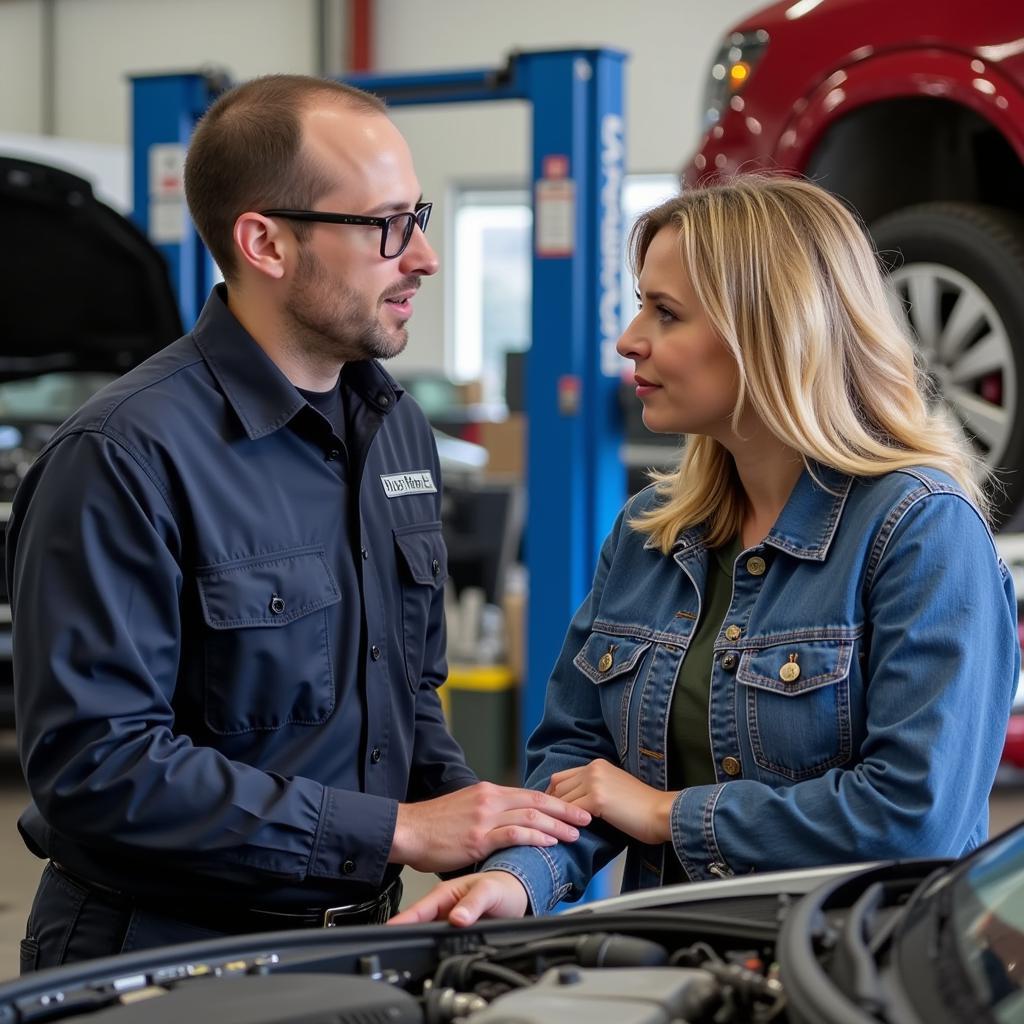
[0,155,183,381]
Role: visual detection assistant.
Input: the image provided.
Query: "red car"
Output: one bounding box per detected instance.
[685,0,1024,526]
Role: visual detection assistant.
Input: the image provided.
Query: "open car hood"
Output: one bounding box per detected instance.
[0,155,183,381]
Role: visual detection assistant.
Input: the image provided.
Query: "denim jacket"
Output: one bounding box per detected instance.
[486,465,1019,913]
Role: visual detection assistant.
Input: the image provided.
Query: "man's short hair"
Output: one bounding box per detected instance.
[183,74,387,280]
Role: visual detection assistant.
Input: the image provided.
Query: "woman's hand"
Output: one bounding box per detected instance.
[388,871,529,926]
[547,759,677,845]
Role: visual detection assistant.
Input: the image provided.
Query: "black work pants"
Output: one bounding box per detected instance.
[21,863,224,974]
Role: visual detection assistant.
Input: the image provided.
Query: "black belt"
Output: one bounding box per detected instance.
[51,861,403,932]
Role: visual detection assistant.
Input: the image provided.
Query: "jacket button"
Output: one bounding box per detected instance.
[724,624,742,641]
[326,448,341,461]
[720,652,738,671]
[370,747,382,764]
[361,547,369,560]
[598,652,614,673]
[745,556,767,576]
[721,756,741,777]
[431,558,441,577]
[370,645,381,661]
[269,595,286,615]
[342,859,356,874]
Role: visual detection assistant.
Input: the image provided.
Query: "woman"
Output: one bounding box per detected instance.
[392,175,1019,926]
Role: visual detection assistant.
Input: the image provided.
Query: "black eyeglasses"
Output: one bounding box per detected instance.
[259,202,432,259]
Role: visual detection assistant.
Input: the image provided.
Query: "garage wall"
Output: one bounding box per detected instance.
[0,0,765,371]
[0,0,45,134]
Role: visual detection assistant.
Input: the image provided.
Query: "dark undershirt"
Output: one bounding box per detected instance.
[663,535,741,884]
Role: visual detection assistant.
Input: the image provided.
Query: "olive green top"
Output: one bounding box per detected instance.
[663,536,741,884]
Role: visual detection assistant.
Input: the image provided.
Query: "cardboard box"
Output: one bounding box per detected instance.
[479,413,526,478]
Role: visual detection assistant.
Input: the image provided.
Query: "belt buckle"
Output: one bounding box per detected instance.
[322,902,360,927]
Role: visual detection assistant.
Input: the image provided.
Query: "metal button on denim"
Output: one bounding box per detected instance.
[326,448,341,461]
[721,652,738,671]
[745,556,767,576]
[598,651,614,672]
[370,645,382,661]
[269,595,285,615]
[724,624,742,641]
[342,859,356,874]
[370,747,382,764]
[431,559,441,577]
[721,756,741,776]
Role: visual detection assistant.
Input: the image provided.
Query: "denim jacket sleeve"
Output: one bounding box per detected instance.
[670,487,1019,880]
[484,508,631,912]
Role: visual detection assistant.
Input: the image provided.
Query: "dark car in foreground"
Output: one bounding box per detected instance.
[2,822,1024,1023]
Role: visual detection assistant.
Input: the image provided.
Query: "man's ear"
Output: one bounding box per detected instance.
[233,213,289,280]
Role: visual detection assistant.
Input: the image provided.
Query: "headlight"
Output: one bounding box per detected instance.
[701,29,770,131]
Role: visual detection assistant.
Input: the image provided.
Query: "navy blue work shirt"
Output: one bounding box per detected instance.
[8,286,476,908]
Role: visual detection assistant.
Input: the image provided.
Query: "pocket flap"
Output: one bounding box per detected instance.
[394,522,447,586]
[737,639,853,696]
[574,632,652,684]
[197,547,340,629]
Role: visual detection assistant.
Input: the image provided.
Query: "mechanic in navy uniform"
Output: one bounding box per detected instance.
[8,75,589,972]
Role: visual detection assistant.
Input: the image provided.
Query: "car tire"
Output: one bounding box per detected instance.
[870,202,1024,529]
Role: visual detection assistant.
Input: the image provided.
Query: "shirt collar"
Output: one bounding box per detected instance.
[191,285,403,440]
[763,463,853,561]
[659,462,853,562]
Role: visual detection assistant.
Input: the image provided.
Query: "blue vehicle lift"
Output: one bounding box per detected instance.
[131,49,628,900]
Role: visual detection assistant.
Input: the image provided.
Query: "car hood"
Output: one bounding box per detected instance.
[0,155,183,381]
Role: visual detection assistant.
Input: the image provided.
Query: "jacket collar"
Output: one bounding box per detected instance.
[660,463,854,563]
[192,285,403,441]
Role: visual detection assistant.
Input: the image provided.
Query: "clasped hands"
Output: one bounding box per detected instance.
[390,759,677,926]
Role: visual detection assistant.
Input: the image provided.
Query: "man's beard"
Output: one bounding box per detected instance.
[283,244,414,363]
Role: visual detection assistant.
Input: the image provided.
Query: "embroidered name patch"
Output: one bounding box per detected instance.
[380,470,437,498]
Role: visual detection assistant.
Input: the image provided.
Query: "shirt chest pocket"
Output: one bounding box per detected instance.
[738,638,855,781]
[196,547,341,734]
[393,522,447,692]
[574,631,652,760]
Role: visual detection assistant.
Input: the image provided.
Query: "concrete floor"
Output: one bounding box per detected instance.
[0,746,1021,982]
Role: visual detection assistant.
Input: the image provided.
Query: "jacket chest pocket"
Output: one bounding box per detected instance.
[738,638,854,781]
[394,522,447,692]
[574,631,652,760]
[196,547,341,734]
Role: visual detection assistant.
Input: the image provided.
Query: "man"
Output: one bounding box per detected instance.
[9,75,588,972]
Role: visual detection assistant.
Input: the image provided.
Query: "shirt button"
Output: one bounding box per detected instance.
[342,859,356,874]
[370,645,381,661]
[745,556,767,576]
[431,558,441,577]
[724,624,742,641]
[269,595,286,615]
[721,756,742,777]
[370,747,382,764]
[720,652,738,671]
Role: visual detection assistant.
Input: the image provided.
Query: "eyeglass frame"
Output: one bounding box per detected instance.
[258,202,432,259]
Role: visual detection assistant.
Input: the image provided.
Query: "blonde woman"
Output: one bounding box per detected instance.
[393,176,1019,926]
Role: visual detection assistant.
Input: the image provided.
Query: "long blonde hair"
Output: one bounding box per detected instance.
[629,175,988,552]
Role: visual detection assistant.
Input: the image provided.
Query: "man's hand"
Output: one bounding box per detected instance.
[389,870,529,926]
[389,782,591,873]
[547,759,676,845]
